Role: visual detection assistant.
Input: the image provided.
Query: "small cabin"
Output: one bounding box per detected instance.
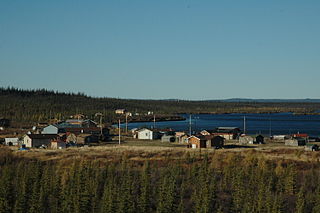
[136,128,160,140]
[161,135,175,142]
[305,144,319,151]
[285,138,307,146]
[239,136,254,144]
[4,138,20,146]
[188,135,224,149]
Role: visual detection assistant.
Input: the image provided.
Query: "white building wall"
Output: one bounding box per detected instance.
[23,136,32,148]
[42,125,58,134]
[137,129,153,140]
[5,138,19,146]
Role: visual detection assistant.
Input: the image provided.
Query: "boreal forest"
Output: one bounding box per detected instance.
[0,147,320,213]
[1,87,320,126]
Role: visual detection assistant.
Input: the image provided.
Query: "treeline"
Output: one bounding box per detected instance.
[0,148,320,212]
[1,87,320,126]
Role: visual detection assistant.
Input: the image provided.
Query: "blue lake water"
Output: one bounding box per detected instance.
[121,113,320,137]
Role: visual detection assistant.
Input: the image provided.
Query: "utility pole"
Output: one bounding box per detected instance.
[189,114,192,135]
[269,117,272,137]
[118,119,121,145]
[243,116,246,135]
[125,113,128,134]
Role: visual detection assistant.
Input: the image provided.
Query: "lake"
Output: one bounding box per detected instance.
[121,113,320,137]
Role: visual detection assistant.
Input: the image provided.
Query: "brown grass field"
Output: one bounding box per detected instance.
[3,139,320,166]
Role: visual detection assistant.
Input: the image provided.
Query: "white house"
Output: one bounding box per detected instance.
[5,138,19,146]
[137,128,157,140]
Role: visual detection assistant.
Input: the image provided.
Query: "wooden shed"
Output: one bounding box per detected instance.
[188,136,206,149]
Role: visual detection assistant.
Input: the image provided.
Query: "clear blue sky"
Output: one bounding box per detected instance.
[1,0,319,99]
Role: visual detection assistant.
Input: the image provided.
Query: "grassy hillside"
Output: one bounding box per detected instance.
[1,87,320,126]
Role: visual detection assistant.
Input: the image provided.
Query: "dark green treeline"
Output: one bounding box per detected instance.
[1,151,320,213]
[1,87,319,126]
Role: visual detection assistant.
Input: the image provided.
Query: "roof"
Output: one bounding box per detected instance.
[64,127,100,132]
[25,134,58,139]
[293,133,308,138]
[188,135,214,140]
[137,128,152,132]
[76,134,95,138]
[217,127,239,130]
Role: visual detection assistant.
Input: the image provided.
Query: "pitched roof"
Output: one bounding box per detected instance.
[26,134,58,139]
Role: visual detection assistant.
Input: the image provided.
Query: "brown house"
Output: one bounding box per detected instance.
[188,136,207,149]
[188,135,224,149]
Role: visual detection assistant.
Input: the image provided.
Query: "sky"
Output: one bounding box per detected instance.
[1,0,320,100]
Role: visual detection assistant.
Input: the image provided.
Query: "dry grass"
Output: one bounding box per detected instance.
[5,140,320,164]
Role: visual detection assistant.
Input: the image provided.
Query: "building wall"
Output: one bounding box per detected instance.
[42,125,58,134]
[51,142,66,149]
[66,133,77,143]
[23,136,32,148]
[32,139,52,148]
[188,137,199,148]
[5,138,19,146]
[138,129,153,140]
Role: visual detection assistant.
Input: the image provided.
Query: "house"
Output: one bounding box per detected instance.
[136,128,160,140]
[4,138,19,146]
[212,127,241,140]
[188,136,207,149]
[175,132,189,143]
[200,130,212,136]
[76,134,99,144]
[51,140,66,149]
[305,144,319,151]
[255,135,264,144]
[211,136,225,149]
[23,134,58,148]
[188,135,224,149]
[292,133,308,139]
[285,138,307,146]
[161,135,175,142]
[239,135,254,144]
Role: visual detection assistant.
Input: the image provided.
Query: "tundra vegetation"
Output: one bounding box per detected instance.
[0,146,320,213]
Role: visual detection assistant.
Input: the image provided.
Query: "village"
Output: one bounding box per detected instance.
[1,108,319,153]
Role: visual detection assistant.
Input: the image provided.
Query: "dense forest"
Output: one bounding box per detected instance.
[1,87,320,126]
[0,147,320,213]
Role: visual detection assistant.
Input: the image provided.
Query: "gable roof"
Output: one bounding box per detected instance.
[25,134,58,139]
